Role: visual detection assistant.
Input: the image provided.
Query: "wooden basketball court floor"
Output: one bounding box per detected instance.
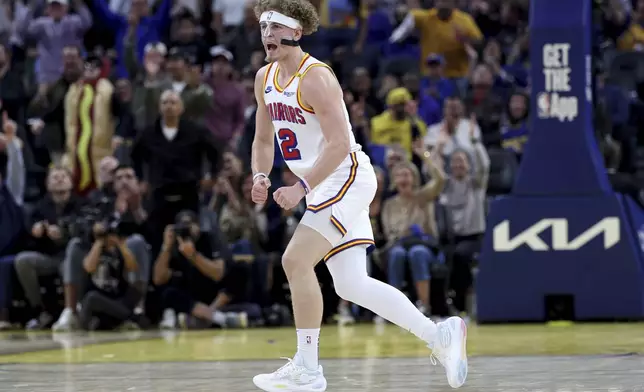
[0,322,643,391]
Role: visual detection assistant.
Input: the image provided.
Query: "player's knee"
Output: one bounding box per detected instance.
[281,253,303,278]
[332,271,365,302]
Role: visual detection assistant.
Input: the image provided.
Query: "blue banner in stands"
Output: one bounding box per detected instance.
[477,195,644,322]
[513,0,610,196]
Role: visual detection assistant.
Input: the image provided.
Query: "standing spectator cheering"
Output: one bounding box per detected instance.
[205,46,245,146]
[91,0,171,78]
[19,0,92,97]
[389,0,482,82]
[441,123,490,316]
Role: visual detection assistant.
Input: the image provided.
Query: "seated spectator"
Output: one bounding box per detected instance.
[14,166,83,329]
[371,87,427,159]
[219,173,265,251]
[154,210,249,329]
[209,150,244,215]
[441,135,490,315]
[53,161,150,331]
[425,97,482,165]
[381,143,446,315]
[336,165,389,325]
[500,91,529,159]
[0,114,26,330]
[78,222,147,330]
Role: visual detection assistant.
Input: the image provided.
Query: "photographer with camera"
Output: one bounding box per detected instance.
[154,210,249,329]
[77,223,147,330]
[14,167,85,330]
[52,163,151,331]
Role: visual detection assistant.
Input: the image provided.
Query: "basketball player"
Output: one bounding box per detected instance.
[250,1,468,391]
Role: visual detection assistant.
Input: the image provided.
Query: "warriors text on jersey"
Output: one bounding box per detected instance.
[262,53,362,179]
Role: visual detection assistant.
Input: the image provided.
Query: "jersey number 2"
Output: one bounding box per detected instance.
[278,128,302,161]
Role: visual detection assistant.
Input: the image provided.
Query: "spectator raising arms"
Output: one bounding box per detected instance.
[91,0,171,79]
[19,0,92,92]
[381,142,445,315]
[441,121,490,315]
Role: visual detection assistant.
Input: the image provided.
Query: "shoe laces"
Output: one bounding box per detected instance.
[275,357,300,378]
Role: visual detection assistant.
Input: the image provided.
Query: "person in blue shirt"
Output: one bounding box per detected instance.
[91,0,172,79]
[419,54,456,109]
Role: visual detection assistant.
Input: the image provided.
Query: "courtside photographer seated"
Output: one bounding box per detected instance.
[78,218,148,331]
[52,162,150,331]
[154,210,250,329]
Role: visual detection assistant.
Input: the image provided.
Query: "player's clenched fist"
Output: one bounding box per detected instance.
[251,176,272,204]
[273,183,306,210]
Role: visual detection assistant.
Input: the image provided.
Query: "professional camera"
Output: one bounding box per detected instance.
[58,197,112,242]
[174,221,192,239]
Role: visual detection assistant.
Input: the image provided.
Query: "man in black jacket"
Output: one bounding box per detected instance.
[131,89,221,256]
[13,167,84,329]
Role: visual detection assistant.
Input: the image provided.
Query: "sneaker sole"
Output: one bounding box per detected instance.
[252,377,327,392]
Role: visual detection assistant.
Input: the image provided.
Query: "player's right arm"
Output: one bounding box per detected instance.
[251,65,275,204]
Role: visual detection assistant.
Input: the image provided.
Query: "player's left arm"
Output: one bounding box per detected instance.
[299,67,351,189]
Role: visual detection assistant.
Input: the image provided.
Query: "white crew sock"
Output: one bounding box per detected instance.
[296,328,320,370]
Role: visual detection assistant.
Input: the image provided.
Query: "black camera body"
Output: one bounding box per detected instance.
[174,222,192,239]
[60,197,132,244]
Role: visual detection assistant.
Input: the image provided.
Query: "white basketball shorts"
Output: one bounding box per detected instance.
[299,150,377,260]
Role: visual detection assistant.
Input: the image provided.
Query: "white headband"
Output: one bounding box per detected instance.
[259,11,301,29]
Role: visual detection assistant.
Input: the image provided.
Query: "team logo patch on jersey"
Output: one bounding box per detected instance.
[284,91,295,97]
[265,86,273,93]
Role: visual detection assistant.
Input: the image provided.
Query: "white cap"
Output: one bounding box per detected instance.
[209,45,233,62]
[48,0,69,5]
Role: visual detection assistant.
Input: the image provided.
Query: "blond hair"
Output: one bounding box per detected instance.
[254,0,320,36]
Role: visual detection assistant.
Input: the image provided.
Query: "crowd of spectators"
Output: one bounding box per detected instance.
[0,0,641,331]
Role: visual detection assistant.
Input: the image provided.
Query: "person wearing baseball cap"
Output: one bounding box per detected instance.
[420,53,457,105]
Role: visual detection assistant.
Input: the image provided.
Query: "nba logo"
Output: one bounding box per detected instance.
[267,11,273,20]
[537,92,550,119]
[306,336,312,344]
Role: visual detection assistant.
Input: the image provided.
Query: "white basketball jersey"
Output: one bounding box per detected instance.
[263,53,361,179]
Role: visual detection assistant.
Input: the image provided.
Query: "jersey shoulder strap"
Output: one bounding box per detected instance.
[263,62,276,91]
[296,56,336,114]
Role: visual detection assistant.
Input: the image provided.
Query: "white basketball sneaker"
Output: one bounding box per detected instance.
[253,358,327,392]
[429,316,468,388]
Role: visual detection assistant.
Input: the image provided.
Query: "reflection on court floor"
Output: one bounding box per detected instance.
[0,323,642,391]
